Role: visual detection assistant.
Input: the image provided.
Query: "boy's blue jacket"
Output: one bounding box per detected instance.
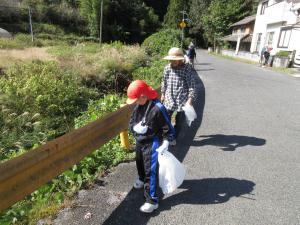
[129,99,175,144]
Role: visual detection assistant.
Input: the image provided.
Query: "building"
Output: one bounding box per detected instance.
[222,15,256,54]
[250,0,300,67]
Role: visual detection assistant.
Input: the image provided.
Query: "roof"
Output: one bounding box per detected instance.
[0,28,12,38]
[230,15,256,27]
[221,34,253,43]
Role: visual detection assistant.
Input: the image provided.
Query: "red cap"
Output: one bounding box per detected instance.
[126,80,158,104]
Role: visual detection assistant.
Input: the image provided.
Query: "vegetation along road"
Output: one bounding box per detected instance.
[54,50,300,225]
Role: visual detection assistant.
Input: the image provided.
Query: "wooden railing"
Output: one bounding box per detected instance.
[0,103,135,212]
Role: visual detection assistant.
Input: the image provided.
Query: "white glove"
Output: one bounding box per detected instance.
[133,121,148,134]
[156,140,169,154]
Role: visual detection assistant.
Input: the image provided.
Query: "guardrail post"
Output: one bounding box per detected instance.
[120,104,130,150]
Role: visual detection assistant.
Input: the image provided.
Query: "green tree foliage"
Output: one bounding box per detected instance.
[202,0,256,47]
[79,0,101,36]
[103,0,160,43]
[143,0,169,21]
[188,0,212,47]
[163,0,187,29]
[142,28,181,57]
[78,0,160,42]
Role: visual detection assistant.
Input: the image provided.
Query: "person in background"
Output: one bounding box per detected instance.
[127,80,175,213]
[187,42,197,68]
[259,46,267,67]
[161,47,196,144]
[263,47,271,67]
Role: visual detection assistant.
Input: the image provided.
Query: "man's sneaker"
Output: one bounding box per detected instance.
[133,179,144,189]
[139,202,158,213]
[169,139,176,146]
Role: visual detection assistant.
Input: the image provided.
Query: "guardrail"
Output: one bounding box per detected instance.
[0,103,135,212]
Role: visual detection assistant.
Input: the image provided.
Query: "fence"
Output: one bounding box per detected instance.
[0,103,134,212]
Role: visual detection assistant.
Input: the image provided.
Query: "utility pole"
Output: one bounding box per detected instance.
[28,6,34,42]
[99,0,103,45]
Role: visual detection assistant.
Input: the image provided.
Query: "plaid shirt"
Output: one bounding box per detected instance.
[161,63,196,112]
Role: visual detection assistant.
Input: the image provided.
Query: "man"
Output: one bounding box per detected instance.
[161,47,196,143]
[127,80,175,213]
[187,42,197,68]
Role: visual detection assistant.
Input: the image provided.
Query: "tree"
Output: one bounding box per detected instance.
[202,0,255,48]
[163,0,188,29]
[143,0,169,21]
[79,0,101,36]
[188,0,212,47]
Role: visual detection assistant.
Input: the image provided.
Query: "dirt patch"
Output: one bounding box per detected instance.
[0,47,55,61]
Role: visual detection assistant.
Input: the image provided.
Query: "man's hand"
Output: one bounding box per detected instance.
[186,98,193,106]
[161,94,165,103]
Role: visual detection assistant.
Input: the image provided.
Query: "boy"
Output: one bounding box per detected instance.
[127,80,175,213]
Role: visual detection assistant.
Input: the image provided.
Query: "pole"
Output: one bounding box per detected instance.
[181,10,185,48]
[28,7,34,42]
[99,0,103,45]
[119,104,130,151]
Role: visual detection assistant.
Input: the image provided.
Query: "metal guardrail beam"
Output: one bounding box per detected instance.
[0,104,134,212]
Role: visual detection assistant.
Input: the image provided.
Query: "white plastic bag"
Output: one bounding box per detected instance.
[158,150,186,194]
[182,103,197,126]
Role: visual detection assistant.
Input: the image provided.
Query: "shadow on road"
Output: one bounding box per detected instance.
[170,70,206,162]
[196,68,215,72]
[161,178,256,208]
[102,178,255,225]
[193,134,266,151]
[195,62,211,65]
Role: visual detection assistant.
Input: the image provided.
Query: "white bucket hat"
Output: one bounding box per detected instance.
[163,47,185,61]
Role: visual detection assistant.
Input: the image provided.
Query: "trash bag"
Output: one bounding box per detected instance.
[158,150,186,194]
[182,103,197,126]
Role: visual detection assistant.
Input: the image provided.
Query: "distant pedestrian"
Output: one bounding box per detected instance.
[162,47,196,143]
[127,80,175,213]
[259,46,267,67]
[187,42,197,68]
[263,47,271,67]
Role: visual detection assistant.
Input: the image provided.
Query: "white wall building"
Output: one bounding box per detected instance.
[250,0,300,67]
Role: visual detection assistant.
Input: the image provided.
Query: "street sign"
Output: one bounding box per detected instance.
[179,21,186,28]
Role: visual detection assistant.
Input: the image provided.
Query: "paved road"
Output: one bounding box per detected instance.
[54,50,300,225]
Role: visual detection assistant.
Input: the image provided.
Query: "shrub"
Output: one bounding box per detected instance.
[48,42,148,92]
[34,23,65,35]
[0,94,135,225]
[142,29,181,57]
[0,60,98,152]
[132,59,166,88]
[275,50,291,57]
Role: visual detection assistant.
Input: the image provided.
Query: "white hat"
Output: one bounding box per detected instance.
[163,47,185,60]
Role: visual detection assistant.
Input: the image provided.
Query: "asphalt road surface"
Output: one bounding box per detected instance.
[54,50,300,225]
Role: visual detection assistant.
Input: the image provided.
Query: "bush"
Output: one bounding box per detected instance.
[48,42,148,93]
[34,23,65,35]
[142,29,181,57]
[275,50,291,57]
[0,94,135,225]
[0,60,98,154]
[132,59,166,88]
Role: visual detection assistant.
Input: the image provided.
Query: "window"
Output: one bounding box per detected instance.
[255,33,262,52]
[240,27,246,33]
[260,1,268,15]
[278,28,292,48]
[266,32,274,46]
